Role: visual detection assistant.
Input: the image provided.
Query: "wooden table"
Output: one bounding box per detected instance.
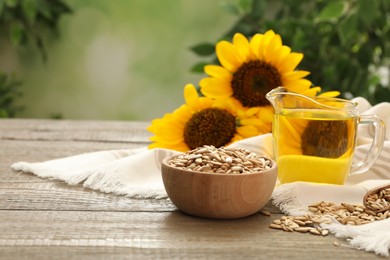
[0,119,381,259]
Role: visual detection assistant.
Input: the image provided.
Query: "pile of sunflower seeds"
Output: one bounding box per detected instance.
[364,187,390,212]
[167,145,272,174]
[269,215,330,236]
[270,199,390,236]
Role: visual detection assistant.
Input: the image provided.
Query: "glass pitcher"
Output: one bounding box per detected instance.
[266,87,385,185]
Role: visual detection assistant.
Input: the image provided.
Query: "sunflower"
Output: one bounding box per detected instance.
[148,84,269,152]
[199,30,323,108]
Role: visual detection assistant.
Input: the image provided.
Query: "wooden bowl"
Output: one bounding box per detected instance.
[161,155,278,219]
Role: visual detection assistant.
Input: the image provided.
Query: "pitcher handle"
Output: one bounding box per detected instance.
[350,115,386,175]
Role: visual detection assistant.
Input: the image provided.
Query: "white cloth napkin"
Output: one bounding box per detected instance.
[272,180,390,257]
[11,99,390,256]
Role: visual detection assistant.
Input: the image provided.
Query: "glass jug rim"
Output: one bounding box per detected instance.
[267,87,359,110]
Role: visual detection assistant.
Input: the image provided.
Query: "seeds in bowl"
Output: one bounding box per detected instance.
[167,145,272,174]
[364,187,390,213]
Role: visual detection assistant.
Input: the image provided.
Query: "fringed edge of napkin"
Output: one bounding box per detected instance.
[271,182,390,257]
[12,162,168,199]
[271,183,310,216]
[322,220,390,257]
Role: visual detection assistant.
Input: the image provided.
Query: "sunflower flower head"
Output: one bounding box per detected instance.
[199,30,323,108]
[147,84,268,151]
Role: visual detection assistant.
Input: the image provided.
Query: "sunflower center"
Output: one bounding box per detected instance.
[183,108,236,150]
[301,121,348,158]
[232,60,282,107]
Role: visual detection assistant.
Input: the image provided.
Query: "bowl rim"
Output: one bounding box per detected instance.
[161,154,277,176]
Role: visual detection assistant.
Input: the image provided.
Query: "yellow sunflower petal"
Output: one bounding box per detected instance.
[273,45,292,67]
[284,79,312,90]
[184,84,199,109]
[149,122,183,138]
[264,34,283,63]
[230,134,244,143]
[318,91,340,98]
[204,65,232,81]
[149,135,184,145]
[197,97,214,111]
[199,77,233,98]
[245,107,262,117]
[284,79,313,93]
[259,30,276,59]
[233,33,251,62]
[240,118,266,127]
[282,70,311,82]
[199,76,232,90]
[236,125,260,138]
[149,142,189,152]
[302,87,322,96]
[249,33,264,59]
[256,106,275,123]
[216,41,241,72]
[278,52,304,73]
[228,97,245,110]
[174,105,193,123]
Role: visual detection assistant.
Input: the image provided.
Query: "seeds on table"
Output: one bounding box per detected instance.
[269,193,390,236]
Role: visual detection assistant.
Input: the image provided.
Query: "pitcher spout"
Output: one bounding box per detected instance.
[265,87,297,112]
[265,87,287,108]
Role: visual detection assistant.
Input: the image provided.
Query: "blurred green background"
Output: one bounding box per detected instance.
[0,0,237,120]
[0,0,389,120]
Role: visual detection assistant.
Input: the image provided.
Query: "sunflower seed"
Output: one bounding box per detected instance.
[364,186,390,212]
[168,145,272,174]
[294,227,311,233]
[260,210,271,216]
[309,228,321,235]
[269,224,283,230]
[321,229,329,236]
[269,187,390,239]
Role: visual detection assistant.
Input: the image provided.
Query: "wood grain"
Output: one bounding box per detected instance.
[0,119,381,259]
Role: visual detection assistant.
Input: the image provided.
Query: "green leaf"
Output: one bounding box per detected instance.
[373,85,390,103]
[190,43,215,56]
[291,28,307,51]
[9,22,24,46]
[316,0,345,23]
[0,109,8,118]
[220,1,240,16]
[338,14,358,46]
[357,0,377,28]
[0,1,4,16]
[249,0,265,19]
[239,0,252,12]
[21,0,37,24]
[36,0,52,20]
[5,0,17,8]
[190,62,209,73]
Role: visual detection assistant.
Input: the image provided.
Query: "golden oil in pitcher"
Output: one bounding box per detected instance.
[273,108,357,184]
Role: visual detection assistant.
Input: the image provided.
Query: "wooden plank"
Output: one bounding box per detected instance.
[0,119,152,143]
[0,180,280,214]
[0,210,377,259]
[0,182,176,212]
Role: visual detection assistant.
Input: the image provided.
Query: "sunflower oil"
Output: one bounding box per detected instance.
[273,108,357,184]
